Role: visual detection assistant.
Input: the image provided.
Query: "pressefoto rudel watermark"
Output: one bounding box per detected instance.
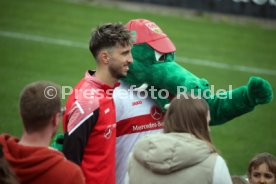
[44,86,58,99]
[44,85,233,100]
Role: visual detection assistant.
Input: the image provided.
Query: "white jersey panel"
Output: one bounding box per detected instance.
[114,82,164,184]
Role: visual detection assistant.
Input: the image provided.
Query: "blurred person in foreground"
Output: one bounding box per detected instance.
[127,94,232,184]
[0,144,19,184]
[248,152,276,184]
[0,81,85,184]
[62,23,133,184]
[231,176,249,184]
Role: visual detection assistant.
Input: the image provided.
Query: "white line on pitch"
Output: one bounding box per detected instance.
[1,30,276,76]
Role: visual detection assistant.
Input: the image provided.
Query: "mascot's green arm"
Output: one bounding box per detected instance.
[208,76,273,125]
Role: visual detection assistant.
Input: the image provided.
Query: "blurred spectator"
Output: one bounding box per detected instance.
[0,81,85,184]
[127,94,232,184]
[248,152,276,184]
[0,144,19,184]
[231,175,248,184]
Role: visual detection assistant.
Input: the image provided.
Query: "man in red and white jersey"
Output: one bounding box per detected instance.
[62,23,133,184]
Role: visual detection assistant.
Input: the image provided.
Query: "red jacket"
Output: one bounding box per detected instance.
[0,134,85,184]
[63,70,118,184]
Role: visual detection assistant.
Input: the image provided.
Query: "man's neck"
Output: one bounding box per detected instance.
[94,68,117,87]
[19,131,52,147]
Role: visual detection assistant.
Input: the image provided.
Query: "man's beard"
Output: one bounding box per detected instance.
[108,64,127,80]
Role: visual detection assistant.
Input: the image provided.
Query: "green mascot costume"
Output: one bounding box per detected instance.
[52,19,273,184]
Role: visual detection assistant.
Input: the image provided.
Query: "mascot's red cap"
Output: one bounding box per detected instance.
[125,19,176,53]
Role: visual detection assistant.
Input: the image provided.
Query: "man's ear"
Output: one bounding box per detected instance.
[98,50,110,65]
[52,113,59,128]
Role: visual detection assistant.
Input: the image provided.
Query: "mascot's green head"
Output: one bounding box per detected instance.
[122,19,210,112]
[122,19,273,126]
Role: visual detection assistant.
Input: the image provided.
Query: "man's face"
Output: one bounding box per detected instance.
[108,44,133,79]
[249,163,275,184]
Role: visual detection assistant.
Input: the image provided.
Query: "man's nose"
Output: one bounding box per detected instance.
[128,54,133,64]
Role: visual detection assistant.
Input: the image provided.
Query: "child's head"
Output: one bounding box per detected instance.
[248,153,276,184]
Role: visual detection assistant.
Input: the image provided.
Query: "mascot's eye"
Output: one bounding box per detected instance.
[155,51,166,62]
[159,55,166,61]
[200,78,209,88]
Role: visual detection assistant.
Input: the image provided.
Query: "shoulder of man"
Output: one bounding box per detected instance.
[53,154,86,184]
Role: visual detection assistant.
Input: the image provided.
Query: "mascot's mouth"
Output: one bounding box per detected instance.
[133,84,174,108]
[134,84,174,101]
[155,87,175,101]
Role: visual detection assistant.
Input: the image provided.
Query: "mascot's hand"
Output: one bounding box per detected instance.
[247,76,273,107]
[51,133,64,152]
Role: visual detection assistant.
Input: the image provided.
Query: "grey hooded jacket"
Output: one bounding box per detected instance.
[127,133,232,184]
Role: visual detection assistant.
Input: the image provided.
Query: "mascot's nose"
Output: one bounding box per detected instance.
[200,78,210,89]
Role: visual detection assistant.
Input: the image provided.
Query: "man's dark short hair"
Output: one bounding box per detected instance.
[89,23,132,59]
[19,81,61,133]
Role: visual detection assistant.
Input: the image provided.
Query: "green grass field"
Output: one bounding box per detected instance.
[0,0,275,176]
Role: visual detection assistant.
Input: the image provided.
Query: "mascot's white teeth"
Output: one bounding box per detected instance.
[164,104,170,110]
[133,83,148,91]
